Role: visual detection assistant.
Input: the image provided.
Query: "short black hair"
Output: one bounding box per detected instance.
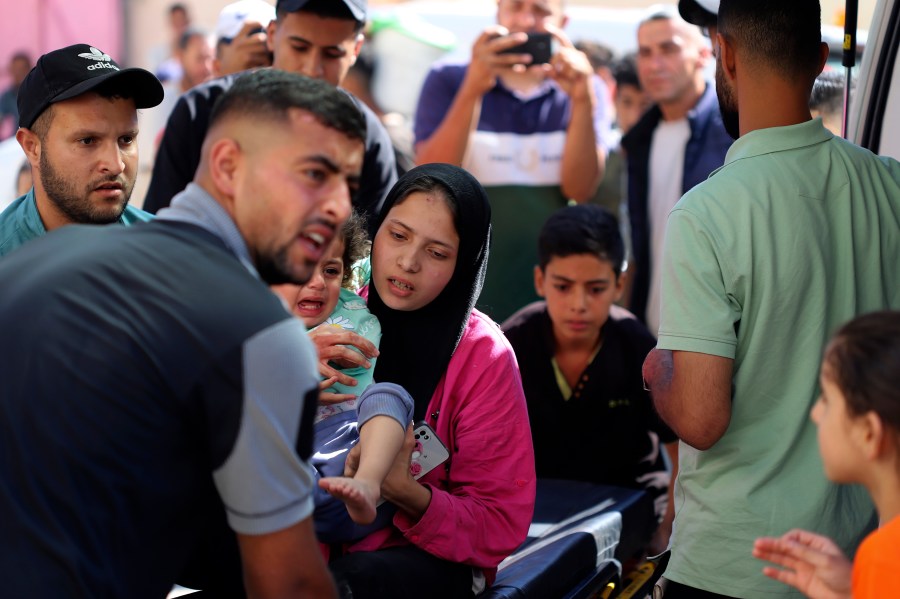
[276,0,364,33]
[538,205,625,276]
[178,28,209,51]
[613,53,641,90]
[209,69,366,143]
[825,311,900,433]
[718,0,822,80]
[809,70,851,116]
[574,40,615,72]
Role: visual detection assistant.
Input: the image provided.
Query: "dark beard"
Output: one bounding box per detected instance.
[39,149,132,224]
[256,247,312,286]
[715,61,741,140]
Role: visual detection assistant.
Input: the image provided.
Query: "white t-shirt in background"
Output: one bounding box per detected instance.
[646,118,691,336]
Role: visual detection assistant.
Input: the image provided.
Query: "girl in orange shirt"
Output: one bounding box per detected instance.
[753,310,900,598]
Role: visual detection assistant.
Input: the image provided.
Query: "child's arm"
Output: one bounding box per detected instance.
[752,529,852,599]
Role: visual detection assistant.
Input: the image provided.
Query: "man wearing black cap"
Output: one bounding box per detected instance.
[0,44,163,257]
[644,0,900,597]
[144,0,396,233]
[679,0,720,39]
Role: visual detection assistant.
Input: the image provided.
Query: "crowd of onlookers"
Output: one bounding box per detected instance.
[0,0,898,598]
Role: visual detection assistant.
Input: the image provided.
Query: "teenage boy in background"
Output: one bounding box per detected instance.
[502,204,677,554]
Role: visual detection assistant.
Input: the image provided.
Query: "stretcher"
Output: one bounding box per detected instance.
[484,479,657,599]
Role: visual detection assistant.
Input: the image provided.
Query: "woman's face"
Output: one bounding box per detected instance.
[372,191,459,312]
[272,237,345,327]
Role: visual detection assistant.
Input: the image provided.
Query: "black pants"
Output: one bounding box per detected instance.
[330,546,475,599]
[661,579,740,599]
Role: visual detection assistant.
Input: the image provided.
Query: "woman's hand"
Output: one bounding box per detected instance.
[381,424,433,520]
[752,529,852,599]
[307,327,378,389]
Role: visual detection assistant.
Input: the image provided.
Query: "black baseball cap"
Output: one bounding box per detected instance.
[275,0,366,22]
[678,0,719,27]
[17,44,164,129]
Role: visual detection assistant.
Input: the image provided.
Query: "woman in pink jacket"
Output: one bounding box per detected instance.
[328,163,536,598]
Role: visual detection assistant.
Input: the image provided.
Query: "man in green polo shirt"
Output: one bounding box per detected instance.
[0,44,163,257]
[642,0,900,597]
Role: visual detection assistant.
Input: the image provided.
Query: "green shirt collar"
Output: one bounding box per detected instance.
[723,117,833,168]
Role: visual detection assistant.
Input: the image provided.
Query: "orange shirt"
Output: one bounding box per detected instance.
[853,515,900,597]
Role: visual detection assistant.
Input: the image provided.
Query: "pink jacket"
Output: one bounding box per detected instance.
[348,309,537,584]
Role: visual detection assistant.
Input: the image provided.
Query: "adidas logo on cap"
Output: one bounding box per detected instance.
[78,47,113,62]
[86,62,120,71]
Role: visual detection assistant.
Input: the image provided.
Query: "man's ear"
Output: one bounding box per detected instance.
[816,41,829,76]
[208,137,241,202]
[266,19,278,53]
[16,128,40,168]
[716,33,737,84]
[614,270,626,302]
[351,33,364,64]
[534,265,546,298]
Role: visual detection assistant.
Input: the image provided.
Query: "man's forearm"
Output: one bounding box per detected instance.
[560,94,603,201]
[239,519,338,599]
[643,347,675,416]
[415,85,484,166]
[643,349,733,450]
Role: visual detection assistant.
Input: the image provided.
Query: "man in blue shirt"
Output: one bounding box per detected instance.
[0,43,163,257]
[413,0,611,322]
[621,7,732,333]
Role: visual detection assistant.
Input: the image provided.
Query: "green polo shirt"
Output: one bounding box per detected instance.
[657,118,900,598]
[0,189,152,257]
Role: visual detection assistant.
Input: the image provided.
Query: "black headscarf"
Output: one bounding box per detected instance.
[369,164,492,421]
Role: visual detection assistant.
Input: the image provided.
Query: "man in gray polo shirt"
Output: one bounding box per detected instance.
[0,69,365,598]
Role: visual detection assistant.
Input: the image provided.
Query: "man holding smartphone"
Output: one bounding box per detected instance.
[414,0,611,323]
[213,0,276,76]
[144,0,397,232]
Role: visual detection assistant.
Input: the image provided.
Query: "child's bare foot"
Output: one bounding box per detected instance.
[318,476,380,524]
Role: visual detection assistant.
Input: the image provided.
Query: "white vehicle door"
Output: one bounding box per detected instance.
[848,0,900,159]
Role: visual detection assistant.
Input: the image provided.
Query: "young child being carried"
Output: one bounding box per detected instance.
[272,211,411,543]
[753,311,900,598]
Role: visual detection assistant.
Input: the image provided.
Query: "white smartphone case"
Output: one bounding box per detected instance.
[410,422,449,479]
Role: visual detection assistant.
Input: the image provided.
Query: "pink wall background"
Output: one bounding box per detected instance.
[0,0,123,90]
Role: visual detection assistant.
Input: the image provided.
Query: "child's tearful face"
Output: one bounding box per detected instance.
[272,237,346,328]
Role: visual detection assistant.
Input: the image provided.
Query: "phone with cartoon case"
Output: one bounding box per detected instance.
[410,421,449,479]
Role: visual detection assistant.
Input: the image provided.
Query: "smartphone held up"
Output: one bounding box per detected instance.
[499,32,554,64]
